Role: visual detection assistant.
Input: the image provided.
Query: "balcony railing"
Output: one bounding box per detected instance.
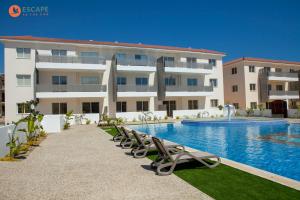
[36,55,106,64]
[166,85,213,92]
[117,85,156,92]
[268,90,299,96]
[36,84,107,92]
[268,72,299,78]
[116,57,156,67]
[165,61,213,70]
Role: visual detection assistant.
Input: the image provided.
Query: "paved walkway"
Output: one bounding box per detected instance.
[0,125,212,200]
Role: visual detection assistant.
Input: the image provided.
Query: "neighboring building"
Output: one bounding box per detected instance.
[0,74,4,117]
[0,36,225,123]
[224,57,300,117]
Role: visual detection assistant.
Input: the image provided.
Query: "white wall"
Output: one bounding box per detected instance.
[0,123,27,157]
[41,115,65,133]
[173,108,223,119]
[116,111,166,121]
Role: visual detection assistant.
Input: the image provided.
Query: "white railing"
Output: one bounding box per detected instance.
[166,85,213,92]
[37,55,106,64]
[117,85,156,92]
[36,84,107,92]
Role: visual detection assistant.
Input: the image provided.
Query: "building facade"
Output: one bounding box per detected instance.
[224,57,300,117]
[0,74,4,118]
[0,36,225,123]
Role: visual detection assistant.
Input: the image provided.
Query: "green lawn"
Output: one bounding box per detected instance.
[101,127,300,200]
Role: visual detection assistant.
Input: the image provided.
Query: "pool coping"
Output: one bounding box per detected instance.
[126,126,300,191]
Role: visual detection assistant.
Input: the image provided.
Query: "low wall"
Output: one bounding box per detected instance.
[116,111,167,121]
[236,109,272,117]
[70,113,99,125]
[0,123,27,158]
[42,115,65,133]
[288,109,298,118]
[173,108,223,119]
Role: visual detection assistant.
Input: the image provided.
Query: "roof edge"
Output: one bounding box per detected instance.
[224,57,300,66]
[0,36,226,56]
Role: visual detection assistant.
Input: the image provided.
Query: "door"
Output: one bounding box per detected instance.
[163,101,176,117]
[268,100,287,118]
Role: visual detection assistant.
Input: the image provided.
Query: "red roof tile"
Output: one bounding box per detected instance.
[224,57,300,66]
[0,36,225,55]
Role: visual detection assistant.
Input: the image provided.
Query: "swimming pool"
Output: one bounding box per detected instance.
[129,121,300,181]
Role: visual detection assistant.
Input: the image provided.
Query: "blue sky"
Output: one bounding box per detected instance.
[0,0,300,73]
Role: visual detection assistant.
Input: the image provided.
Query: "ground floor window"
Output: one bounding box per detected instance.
[210,99,218,107]
[233,103,239,109]
[188,100,198,110]
[250,102,257,109]
[116,101,127,112]
[52,103,67,114]
[82,102,99,113]
[17,103,30,114]
[136,101,149,112]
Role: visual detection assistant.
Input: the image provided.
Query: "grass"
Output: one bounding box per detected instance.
[101,127,300,200]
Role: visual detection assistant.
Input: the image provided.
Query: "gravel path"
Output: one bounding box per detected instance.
[0,125,213,200]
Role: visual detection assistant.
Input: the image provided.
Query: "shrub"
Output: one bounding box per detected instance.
[64,110,74,130]
[86,119,91,125]
[164,116,168,120]
[175,116,180,120]
[218,105,224,111]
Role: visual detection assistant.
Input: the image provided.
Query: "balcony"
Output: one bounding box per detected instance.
[268,90,299,100]
[36,55,107,71]
[267,72,299,82]
[116,57,156,72]
[166,85,214,97]
[36,84,107,98]
[117,85,156,97]
[164,61,213,74]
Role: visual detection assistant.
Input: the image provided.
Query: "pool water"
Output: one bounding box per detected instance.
[129,122,300,181]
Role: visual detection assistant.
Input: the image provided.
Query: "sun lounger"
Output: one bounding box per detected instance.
[151,137,220,176]
[130,130,185,158]
[112,124,125,142]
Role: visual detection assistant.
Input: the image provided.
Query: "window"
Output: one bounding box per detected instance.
[52,49,67,56]
[136,101,149,112]
[17,103,30,114]
[52,76,67,85]
[209,79,218,87]
[135,54,147,60]
[16,75,31,86]
[186,57,197,67]
[268,84,272,91]
[231,67,237,74]
[276,85,283,91]
[263,67,271,72]
[116,102,126,112]
[165,77,176,86]
[232,85,238,92]
[233,103,239,109]
[164,57,175,67]
[187,78,197,86]
[52,103,67,114]
[249,65,255,72]
[209,59,216,67]
[117,77,126,85]
[82,102,99,113]
[80,52,98,57]
[250,84,256,91]
[136,77,148,85]
[275,68,282,72]
[250,102,257,109]
[188,100,198,110]
[80,76,99,85]
[80,52,99,64]
[16,48,30,58]
[210,99,218,107]
[290,69,296,73]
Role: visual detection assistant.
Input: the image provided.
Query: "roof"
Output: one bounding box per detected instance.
[224,57,300,66]
[0,36,225,55]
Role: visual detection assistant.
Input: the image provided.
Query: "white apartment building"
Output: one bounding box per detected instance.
[224,57,300,117]
[0,36,225,123]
